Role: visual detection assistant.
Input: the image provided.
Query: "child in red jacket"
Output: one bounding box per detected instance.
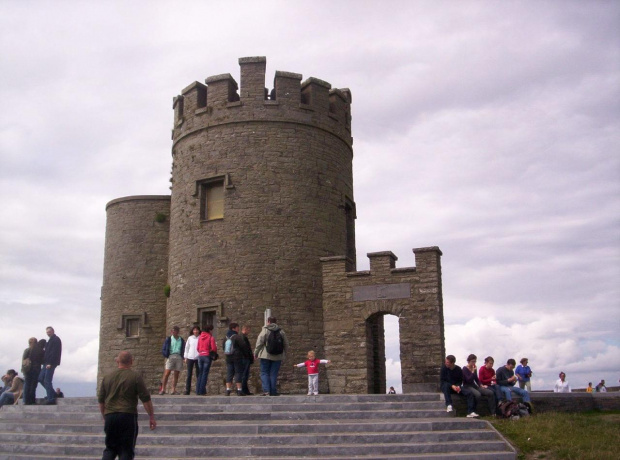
[294,351,330,395]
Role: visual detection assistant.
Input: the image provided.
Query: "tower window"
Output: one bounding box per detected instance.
[201,181,224,220]
[125,318,140,337]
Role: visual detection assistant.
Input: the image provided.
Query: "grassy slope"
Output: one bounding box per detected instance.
[490,410,620,460]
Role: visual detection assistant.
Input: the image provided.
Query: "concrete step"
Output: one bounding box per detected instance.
[0,394,515,459]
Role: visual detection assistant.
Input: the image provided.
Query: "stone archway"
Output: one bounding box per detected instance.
[366,312,386,394]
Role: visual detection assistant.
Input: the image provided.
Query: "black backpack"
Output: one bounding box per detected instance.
[498,400,520,419]
[266,329,284,354]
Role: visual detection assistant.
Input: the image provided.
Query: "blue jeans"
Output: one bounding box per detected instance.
[0,391,15,408]
[500,385,530,403]
[196,356,212,395]
[38,365,57,402]
[440,381,460,406]
[260,359,282,395]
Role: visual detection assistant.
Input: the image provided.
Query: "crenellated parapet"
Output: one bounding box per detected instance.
[171,56,352,149]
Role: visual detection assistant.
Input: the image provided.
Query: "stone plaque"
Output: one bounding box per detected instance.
[352,283,411,302]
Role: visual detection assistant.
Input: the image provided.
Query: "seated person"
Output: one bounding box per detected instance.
[496,359,531,403]
[440,354,476,416]
[478,356,503,406]
[0,370,24,407]
[0,374,10,396]
[462,354,496,417]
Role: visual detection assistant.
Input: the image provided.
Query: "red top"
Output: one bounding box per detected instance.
[302,359,323,375]
[197,332,217,356]
[478,366,496,386]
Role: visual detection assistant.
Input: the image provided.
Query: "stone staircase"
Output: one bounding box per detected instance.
[0,393,515,459]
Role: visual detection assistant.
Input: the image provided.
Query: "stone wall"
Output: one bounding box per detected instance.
[98,196,171,391]
[166,57,354,395]
[451,392,620,416]
[321,247,445,394]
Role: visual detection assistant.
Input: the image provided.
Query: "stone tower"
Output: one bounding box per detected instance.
[99,57,356,393]
[99,56,445,394]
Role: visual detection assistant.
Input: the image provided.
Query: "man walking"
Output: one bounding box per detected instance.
[98,351,155,460]
[159,326,185,395]
[254,317,288,396]
[39,326,61,405]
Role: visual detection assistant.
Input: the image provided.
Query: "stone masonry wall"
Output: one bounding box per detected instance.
[98,196,170,391]
[321,247,445,393]
[167,57,354,395]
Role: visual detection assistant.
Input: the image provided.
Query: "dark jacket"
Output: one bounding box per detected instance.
[44,334,62,367]
[242,334,254,363]
[440,364,463,386]
[496,366,515,387]
[224,330,250,362]
[161,336,185,359]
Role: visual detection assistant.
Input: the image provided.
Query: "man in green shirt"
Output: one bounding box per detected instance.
[98,351,156,459]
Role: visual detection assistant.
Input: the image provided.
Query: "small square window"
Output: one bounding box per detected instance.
[201,181,224,220]
[126,318,140,338]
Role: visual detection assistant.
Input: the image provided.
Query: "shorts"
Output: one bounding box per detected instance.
[165,354,183,371]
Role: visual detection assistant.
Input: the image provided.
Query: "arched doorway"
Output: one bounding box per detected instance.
[366,312,402,394]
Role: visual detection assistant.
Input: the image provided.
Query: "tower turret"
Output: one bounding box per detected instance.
[167,56,355,393]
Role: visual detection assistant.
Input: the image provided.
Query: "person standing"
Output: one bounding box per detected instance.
[98,351,156,460]
[224,323,251,396]
[183,326,200,395]
[254,316,289,396]
[586,382,593,393]
[21,337,44,405]
[196,325,217,395]
[293,350,330,395]
[159,326,185,395]
[240,325,254,395]
[39,326,61,405]
[554,372,571,393]
[595,380,607,392]
[515,358,532,391]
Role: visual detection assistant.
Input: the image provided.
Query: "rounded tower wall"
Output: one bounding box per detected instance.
[168,57,355,394]
[98,196,171,391]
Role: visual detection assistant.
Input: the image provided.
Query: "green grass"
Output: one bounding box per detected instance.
[490,410,620,460]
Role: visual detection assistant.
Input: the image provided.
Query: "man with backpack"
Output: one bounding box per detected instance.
[254,316,289,396]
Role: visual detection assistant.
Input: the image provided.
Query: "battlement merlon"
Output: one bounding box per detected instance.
[321,247,442,279]
[171,57,353,147]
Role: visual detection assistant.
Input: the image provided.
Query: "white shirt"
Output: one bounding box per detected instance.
[554,379,571,393]
[184,335,200,360]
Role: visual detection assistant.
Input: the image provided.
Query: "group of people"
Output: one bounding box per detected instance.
[441,354,533,417]
[0,326,62,408]
[157,316,329,398]
[586,380,608,393]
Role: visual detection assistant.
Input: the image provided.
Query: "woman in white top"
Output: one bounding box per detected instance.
[184,326,201,395]
[554,372,571,393]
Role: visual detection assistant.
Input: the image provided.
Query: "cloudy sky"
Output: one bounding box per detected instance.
[1,1,618,395]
